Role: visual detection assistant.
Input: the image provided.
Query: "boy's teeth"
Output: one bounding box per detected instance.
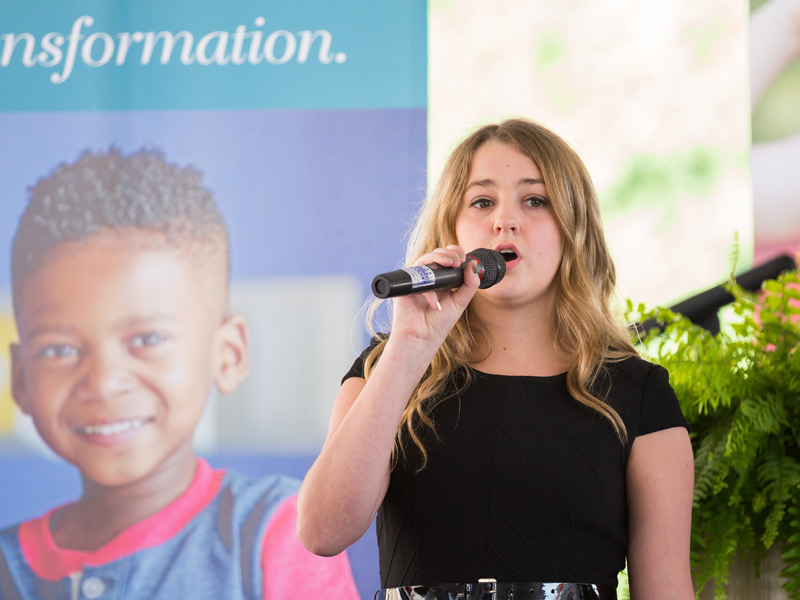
[81,419,145,436]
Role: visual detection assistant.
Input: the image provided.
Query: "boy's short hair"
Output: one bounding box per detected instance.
[11,148,228,315]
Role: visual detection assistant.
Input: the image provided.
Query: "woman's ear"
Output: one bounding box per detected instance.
[10,343,31,415]
[213,314,250,394]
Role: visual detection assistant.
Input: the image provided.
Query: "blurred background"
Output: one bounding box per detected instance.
[1,0,796,597]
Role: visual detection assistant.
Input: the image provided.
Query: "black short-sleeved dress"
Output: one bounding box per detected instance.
[342,340,689,589]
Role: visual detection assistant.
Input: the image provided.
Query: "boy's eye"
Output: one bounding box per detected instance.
[470,198,493,209]
[36,344,79,360]
[130,332,166,349]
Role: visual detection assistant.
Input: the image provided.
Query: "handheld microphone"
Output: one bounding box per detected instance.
[371,248,506,299]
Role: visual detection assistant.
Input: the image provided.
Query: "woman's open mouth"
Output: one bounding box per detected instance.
[496,246,521,268]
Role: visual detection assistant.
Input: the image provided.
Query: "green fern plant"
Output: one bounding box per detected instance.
[626,265,800,599]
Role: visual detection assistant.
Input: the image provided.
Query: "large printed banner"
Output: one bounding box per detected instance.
[0,1,426,596]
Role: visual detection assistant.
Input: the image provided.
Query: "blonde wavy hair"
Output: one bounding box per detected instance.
[364,118,638,467]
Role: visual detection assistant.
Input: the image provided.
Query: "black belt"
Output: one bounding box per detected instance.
[375,580,616,600]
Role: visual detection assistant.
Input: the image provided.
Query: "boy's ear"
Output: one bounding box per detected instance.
[213,314,250,395]
[9,343,31,415]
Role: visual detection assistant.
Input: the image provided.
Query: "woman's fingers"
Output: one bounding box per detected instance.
[450,257,481,307]
[443,244,467,264]
[421,291,442,311]
[412,245,477,312]
[414,245,466,268]
[388,244,480,341]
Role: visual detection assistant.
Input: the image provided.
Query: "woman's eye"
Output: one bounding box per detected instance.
[36,344,79,360]
[130,332,166,349]
[470,198,493,209]
[525,196,548,208]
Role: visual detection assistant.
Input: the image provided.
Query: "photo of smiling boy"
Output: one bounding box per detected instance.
[0,148,360,600]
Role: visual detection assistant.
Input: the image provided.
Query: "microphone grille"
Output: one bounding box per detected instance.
[467,248,507,289]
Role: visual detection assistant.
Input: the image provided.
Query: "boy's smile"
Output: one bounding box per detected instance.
[11,230,246,490]
[73,417,153,445]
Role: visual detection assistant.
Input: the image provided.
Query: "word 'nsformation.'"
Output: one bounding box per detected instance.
[1,16,347,84]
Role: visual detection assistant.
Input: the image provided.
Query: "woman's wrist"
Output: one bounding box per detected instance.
[380,331,442,378]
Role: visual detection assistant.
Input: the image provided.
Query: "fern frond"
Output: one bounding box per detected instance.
[780,501,800,598]
[756,449,800,548]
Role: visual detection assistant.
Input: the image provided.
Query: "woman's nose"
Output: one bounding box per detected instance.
[493,205,519,233]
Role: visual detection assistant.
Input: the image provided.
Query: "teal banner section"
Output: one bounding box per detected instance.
[0,0,427,111]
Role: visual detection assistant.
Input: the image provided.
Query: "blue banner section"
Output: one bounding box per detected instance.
[0,0,427,111]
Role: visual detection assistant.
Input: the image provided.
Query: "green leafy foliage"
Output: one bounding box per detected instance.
[627,267,800,599]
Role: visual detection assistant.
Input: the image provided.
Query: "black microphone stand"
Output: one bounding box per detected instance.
[631,254,797,337]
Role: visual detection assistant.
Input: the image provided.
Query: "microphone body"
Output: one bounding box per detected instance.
[371,248,506,299]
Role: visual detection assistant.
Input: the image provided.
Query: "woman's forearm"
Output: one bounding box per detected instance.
[297,334,440,556]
